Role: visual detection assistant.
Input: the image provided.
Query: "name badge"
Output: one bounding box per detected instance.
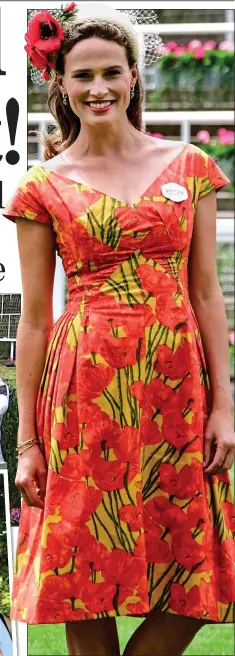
[161,182,188,202]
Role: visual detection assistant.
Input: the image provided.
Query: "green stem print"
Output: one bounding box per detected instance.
[123,461,136,506]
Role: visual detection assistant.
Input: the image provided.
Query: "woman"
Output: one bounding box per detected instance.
[2,4,235,656]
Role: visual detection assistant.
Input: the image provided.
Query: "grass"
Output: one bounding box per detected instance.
[28,619,234,655]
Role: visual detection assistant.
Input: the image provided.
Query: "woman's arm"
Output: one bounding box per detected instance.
[188,191,235,474]
[14,217,56,506]
[16,218,56,441]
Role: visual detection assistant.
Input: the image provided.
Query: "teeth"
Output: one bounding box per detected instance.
[88,102,112,108]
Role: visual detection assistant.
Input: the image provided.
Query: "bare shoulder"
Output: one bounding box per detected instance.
[41,153,67,174]
[142,134,189,155]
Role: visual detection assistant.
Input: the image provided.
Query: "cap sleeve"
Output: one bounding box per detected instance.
[196,149,230,201]
[2,165,53,228]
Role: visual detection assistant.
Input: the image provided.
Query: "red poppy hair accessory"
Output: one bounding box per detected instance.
[25,3,77,84]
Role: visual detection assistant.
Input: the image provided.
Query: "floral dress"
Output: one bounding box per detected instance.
[2,143,235,625]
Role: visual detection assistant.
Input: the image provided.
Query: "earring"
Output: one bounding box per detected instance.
[130,86,135,100]
[62,92,68,105]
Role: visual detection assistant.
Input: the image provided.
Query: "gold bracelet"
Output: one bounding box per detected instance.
[16,438,38,451]
[18,441,39,457]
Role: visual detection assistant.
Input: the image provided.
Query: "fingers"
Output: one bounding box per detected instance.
[203,444,234,475]
[17,478,45,509]
[36,470,48,502]
[203,430,213,469]
[215,450,235,474]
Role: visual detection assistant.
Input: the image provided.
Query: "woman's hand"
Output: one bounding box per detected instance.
[203,409,235,475]
[16,443,48,510]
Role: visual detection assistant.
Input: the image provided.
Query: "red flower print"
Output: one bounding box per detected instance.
[45,473,103,521]
[41,533,73,572]
[144,376,174,409]
[91,459,127,491]
[56,430,80,450]
[77,360,115,402]
[83,413,121,448]
[79,581,117,613]
[171,530,205,570]
[221,500,235,532]
[101,549,141,588]
[89,331,146,368]
[136,264,177,297]
[75,532,110,570]
[126,600,149,615]
[145,522,172,564]
[169,582,212,618]
[115,206,153,232]
[156,294,188,331]
[161,409,201,451]
[170,583,199,615]
[36,602,87,624]
[140,414,163,446]
[215,536,235,603]
[59,450,93,479]
[41,570,89,602]
[144,497,188,532]
[119,493,143,530]
[159,460,202,498]
[186,149,207,177]
[155,341,198,380]
[184,496,207,530]
[110,425,140,463]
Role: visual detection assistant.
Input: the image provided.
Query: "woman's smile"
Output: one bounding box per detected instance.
[85,99,116,113]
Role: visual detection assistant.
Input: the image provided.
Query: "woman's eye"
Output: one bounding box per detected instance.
[76,73,90,78]
[106,70,120,76]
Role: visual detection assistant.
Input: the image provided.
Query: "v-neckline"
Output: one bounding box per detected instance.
[38,143,189,209]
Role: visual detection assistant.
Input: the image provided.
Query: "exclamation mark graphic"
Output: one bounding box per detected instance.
[0,8,6,75]
[6,98,20,164]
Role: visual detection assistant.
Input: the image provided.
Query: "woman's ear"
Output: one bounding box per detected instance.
[131,63,138,86]
[57,75,66,95]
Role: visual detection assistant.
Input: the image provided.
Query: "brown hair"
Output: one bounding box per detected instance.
[42,20,146,160]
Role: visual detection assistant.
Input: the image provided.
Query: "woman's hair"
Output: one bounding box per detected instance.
[42,20,145,160]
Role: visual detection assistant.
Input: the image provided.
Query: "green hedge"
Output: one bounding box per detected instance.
[0,364,21,510]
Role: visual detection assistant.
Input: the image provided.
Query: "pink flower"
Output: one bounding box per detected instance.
[219,130,235,146]
[157,44,170,56]
[11,507,21,522]
[203,40,217,51]
[174,46,186,57]
[197,130,210,144]
[166,41,178,52]
[194,46,205,59]
[217,128,235,145]
[218,40,234,52]
[188,39,202,51]
[217,128,228,136]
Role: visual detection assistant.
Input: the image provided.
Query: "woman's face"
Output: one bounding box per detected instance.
[61,37,137,125]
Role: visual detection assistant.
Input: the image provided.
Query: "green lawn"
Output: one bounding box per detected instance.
[28,619,234,655]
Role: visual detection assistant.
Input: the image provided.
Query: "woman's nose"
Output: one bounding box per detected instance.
[90,77,108,95]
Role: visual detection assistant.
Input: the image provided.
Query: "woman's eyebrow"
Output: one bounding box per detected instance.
[71,65,123,74]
